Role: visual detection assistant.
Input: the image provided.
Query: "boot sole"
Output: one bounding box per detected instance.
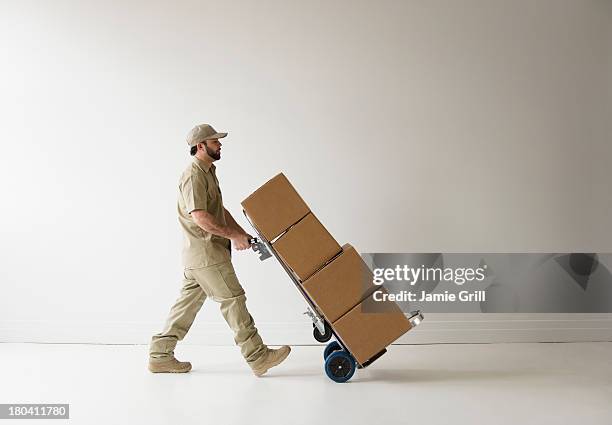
[148,363,192,373]
[148,367,191,373]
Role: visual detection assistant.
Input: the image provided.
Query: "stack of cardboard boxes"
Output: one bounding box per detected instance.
[242,173,412,365]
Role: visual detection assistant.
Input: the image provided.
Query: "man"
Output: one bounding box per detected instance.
[148,123,291,376]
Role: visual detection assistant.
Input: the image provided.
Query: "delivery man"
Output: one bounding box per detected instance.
[148,123,291,376]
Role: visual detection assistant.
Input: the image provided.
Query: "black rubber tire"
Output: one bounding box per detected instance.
[324,350,356,383]
[312,321,332,343]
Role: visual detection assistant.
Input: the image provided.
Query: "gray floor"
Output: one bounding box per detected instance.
[0,342,611,424]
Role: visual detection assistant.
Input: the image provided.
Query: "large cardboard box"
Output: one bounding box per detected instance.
[332,289,411,365]
[241,173,310,241]
[301,244,377,323]
[272,213,341,281]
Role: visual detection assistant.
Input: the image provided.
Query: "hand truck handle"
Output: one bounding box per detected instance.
[248,237,272,261]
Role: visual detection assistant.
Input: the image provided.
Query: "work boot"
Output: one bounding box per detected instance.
[148,357,192,373]
[250,346,291,377]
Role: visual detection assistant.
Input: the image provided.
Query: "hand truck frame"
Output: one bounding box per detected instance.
[243,210,423,382]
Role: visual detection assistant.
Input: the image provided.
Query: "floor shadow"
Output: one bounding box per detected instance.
[257,370,322,378]
[355,367,543,384]
[189,367,321,378]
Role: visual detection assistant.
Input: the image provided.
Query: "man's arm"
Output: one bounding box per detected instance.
[191,209,252,250]
[223,207,247,235]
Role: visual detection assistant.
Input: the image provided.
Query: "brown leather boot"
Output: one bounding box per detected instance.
[250,346,291,377]
[148,357,192,373]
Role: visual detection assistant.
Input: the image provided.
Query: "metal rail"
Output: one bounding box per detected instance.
[242,209,423,368]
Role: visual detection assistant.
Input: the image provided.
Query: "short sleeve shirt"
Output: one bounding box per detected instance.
[178,157,231,268]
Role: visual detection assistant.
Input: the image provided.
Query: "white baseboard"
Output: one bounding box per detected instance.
[1,314,611,345]
[396,313,612,344]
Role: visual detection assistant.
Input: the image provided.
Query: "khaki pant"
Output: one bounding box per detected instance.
[149,261,267,365]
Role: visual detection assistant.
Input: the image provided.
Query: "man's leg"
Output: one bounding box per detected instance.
[149,273,206,367]
[188,261,268,365]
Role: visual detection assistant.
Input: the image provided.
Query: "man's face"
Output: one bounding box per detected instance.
[202,139,222,161]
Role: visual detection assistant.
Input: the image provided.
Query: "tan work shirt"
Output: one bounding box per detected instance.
[178,157,231,268]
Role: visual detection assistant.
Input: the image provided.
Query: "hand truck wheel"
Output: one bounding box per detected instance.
[324,350,356,383]
[312,321,332,343]
[323,341,342,360]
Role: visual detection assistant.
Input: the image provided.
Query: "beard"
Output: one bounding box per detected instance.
[206,145,221,160]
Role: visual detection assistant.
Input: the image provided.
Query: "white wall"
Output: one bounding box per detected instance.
[1,0,611,345]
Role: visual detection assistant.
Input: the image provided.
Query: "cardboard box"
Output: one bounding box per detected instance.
[301,244,377,323]
[272,213,341,281]
[332,289,411,365]
[241,173,310,241]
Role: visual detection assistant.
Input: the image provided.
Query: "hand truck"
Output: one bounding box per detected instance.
[244,211,423,383]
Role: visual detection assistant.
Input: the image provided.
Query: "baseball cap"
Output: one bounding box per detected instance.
[186,124,228,147]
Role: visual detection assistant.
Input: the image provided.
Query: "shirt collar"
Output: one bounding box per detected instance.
[193,156,214,173]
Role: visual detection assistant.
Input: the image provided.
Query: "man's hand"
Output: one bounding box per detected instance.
[232,233,253,251]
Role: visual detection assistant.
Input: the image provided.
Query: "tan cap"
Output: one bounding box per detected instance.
[186,124,228,147]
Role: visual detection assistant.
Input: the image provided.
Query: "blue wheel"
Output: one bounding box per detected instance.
[324,350,356,383]
[323,341,342,360]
